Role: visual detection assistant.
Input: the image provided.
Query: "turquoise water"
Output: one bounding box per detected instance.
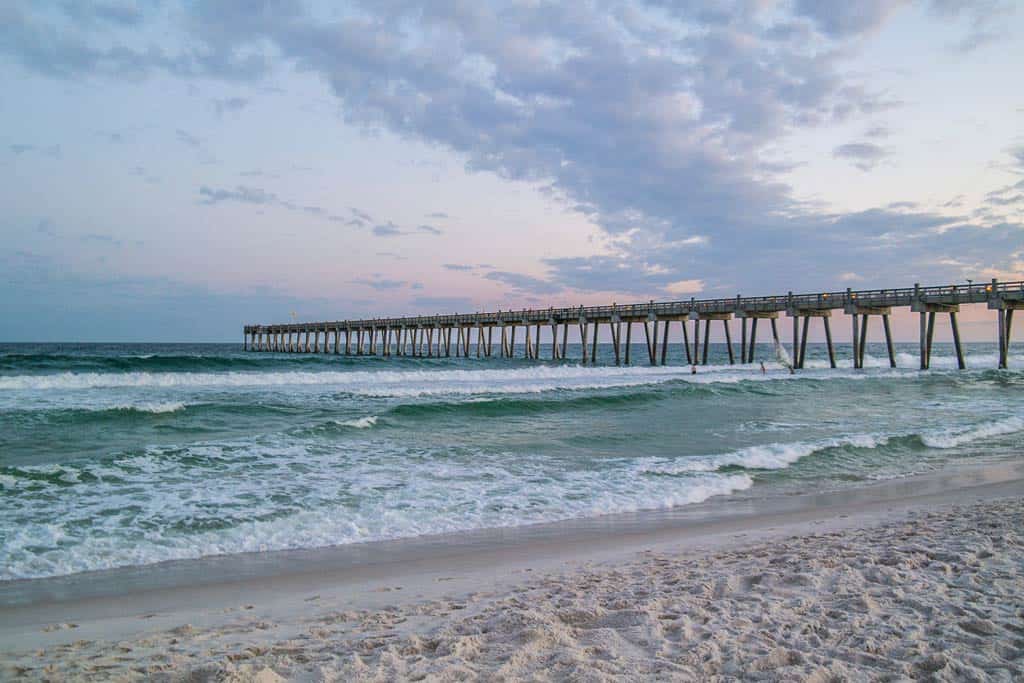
[1,342,1022,581]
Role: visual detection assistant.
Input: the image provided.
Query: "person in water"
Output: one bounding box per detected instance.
[760,361,766,374]
[691,365,697,374]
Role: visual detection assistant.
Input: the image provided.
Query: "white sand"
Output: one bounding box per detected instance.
[2,469,1023,681]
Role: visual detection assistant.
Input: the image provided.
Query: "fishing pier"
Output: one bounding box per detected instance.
[245,279,1022,369]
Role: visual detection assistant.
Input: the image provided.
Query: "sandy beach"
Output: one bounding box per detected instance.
[1,462,1021,681]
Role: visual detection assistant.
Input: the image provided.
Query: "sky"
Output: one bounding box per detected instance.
[1,0,1022,342]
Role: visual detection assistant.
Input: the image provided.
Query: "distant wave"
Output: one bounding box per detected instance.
[638,434,890,475]
[2,356,1018,396]
[0,352,403,374]
[335,415,378,429]
[105,401,187,414]
[921,416,1024,449]
[638,416,1024,475]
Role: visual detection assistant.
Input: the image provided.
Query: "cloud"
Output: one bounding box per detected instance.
[411,296,475,311]
[175,129,202,148]
[793,0,902,38]
[930,0,1015,53]
[351,277,415,290]
[60,1,145,28]
[214,96,249,115]
[664,279,704,296]
[0,2,270,81]
[426,212,449,219]
[443,263,474,271]
[80,233,122,246]
[367,222,442,237]
[239,169,279,178]
[351,207,373,221]
[196,186,378,227]
[372,222,403,237]
[833,142,889,171]
[483,271,562,296]
[199,185,276,205]
[4,0,1022,300]
[8,143,61,157]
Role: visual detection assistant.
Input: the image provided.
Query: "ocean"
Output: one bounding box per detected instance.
[1,341,1021,582]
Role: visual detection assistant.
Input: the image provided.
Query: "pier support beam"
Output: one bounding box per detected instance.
[737,311,777,363]
[579,319,589,364]
[660,318,670,365]
[881,315,895,368]
[994,306,1018,369]
[912,302,960,370]
[989,287,1022,368]
[787,309,833,369]
[824,317,836,368]
[844,305,893,369]
[624,321,632,365]
[692,317,700,366]
[643,317,658,365]
[739,318,746,364]
[950,312,965,370]
[1005,309,1015,368]
[748,318,757,363]
[689,313,731,365]
[723,319,734,365]
[702,319,710,365]
[611,319,622,365]
[681,319,691,365]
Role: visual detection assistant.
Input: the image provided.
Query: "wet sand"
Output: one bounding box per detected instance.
[2,461,1022,680]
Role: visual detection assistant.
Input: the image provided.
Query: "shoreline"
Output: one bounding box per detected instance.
[1,459,1021,661]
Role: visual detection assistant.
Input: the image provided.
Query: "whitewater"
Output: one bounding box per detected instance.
[1,341,1022,581]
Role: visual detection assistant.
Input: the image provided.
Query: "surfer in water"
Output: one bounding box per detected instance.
[691,365,697,374]
[760,361,766,374]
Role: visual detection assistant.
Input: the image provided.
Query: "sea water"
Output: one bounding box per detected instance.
[1,341,1021,581]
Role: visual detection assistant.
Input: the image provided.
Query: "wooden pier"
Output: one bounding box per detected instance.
[244,279,1022,369]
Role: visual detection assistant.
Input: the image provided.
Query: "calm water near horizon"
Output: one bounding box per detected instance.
[1,341,1022,582]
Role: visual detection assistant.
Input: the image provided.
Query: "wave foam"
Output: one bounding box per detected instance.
[109,401,186,414]
[0,438,752,581]
[921,416,1024,449]
[336,415,378,429]
[639,433,890,475]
